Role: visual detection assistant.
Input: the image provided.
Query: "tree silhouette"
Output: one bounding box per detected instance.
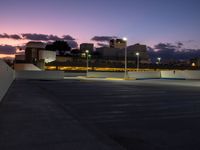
[46,41,71,56]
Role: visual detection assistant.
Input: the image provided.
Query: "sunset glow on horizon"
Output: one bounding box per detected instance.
[0,54,15,58]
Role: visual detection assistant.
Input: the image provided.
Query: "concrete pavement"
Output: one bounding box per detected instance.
[0,80,124,150]
[1,78,200,150]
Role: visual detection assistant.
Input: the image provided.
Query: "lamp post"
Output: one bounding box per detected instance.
[123,37,128,79]
[85,50,89,77]
[136,52,140,72]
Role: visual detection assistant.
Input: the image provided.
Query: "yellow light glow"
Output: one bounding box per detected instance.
[192,63,196,67]
[45,66,156,72]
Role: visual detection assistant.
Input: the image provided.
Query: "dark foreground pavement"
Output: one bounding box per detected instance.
[1,79,200,150]
[0,80,124,150]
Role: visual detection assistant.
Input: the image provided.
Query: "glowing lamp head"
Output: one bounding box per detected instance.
[85,50,89,53]
[192,62,196,67]
[136,52,140,56]
[122,37,127,41]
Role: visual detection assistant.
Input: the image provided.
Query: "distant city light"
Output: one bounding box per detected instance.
[157,57,161,61]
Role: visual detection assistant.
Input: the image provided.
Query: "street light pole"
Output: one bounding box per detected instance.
[85,50,89,77]
[157,57,161,64]
[123,37,127,79]
[136,52,140,72]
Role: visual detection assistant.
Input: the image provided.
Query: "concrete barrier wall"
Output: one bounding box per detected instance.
[88,72,124,78]
[161,70,200,79]
[86,70,200,79]
[184,70,200,79]
[87,71,160,79]
[128,71,161,79]
[14,63,41,71]
[0,60,15,101]
[87,70,200,80]
[15,71,64,80]
[161,70,185,79]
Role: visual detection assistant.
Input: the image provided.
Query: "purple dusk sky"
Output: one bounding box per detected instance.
[0,0,200,50]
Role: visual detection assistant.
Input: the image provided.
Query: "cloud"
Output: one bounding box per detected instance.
[91,36,118,48]
[62,35,75,41]
[62,35,77,48]
[154,43,177,51]
[67,40,78,48]
[48,35,62,41]
[0,33,77,42]
[176,42,184,48]
[22,33,49,41]
[21,33,77,41]
[91,36,117,42]
[148,42,200,61]
[97,43,109,47]
[0,33,9,38]
[0,45,16,54]
[9,34,22,40]
[0,33,22,40]
[0,33,78,52]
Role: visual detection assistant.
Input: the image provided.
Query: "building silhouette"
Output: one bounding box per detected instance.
[110,39,126,49]
[80,43,94,53]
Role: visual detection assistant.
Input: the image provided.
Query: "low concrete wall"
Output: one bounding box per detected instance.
[184,70,200,79]
[87,72,124,78]
[161,70,185,79]
[161,70,200,79]
[87,71,160,79]
[0,60,15,101]
[128,71,161,79]
[14,63,41,71]
[15,71,64,80]
[78,70,200,79]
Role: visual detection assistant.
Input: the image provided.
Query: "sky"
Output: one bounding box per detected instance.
[0,0,200,58]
